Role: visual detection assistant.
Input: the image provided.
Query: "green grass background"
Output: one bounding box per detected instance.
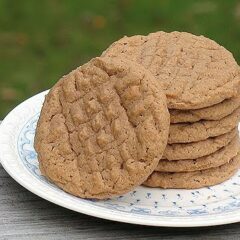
[1,0,240,118]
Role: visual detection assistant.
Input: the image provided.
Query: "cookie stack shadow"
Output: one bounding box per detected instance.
[144,97,240,189]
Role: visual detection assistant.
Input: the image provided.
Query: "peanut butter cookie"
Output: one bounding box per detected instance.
[144,152,240,189]
[163,128,237,160]
[34,57,170,199]
[170,95,240,123]
[156,136,239,172]
[168,107,240,143]
[103,31,240,110]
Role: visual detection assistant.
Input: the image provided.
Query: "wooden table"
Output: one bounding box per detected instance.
[0,121,240,240]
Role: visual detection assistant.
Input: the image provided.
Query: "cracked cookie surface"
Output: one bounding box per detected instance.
[103,31,240,110]
[144,152,240,189]
[34,57,170,199]
[156,136,239,172]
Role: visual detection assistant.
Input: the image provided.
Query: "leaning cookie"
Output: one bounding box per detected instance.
[34,56,170,199]
[144,152,240,189]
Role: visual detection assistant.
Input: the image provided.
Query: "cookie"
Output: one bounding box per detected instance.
[156,136,240,172]
[34,57,170,199]
[168,107,240,144]
[144,152,240,189]
[103,31,240,110]
[170,95,240,123]
[163,128,237,160]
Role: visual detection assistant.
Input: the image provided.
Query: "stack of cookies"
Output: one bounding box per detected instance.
[144,105,240,189]
[103,31,240,189]
[35,31,240,199]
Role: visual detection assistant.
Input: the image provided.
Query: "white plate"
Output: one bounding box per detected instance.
[1,91,240,227]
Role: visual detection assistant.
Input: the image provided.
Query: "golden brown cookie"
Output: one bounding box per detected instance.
[170,95,240,123]
[156,136,239,172]
[163,128,237,160]
[34,57,170,199]
[103,31,240,110]
[168,107,240,144]
[144,152,240,189]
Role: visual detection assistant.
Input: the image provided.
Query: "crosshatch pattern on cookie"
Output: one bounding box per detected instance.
[34,57,170,199]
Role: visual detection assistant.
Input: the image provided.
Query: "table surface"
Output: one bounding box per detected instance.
[1,122,240,240]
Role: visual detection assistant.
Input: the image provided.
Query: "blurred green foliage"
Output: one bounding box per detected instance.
[0,0,240,118]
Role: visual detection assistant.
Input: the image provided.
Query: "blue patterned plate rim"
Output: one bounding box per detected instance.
[0,90,240,227]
